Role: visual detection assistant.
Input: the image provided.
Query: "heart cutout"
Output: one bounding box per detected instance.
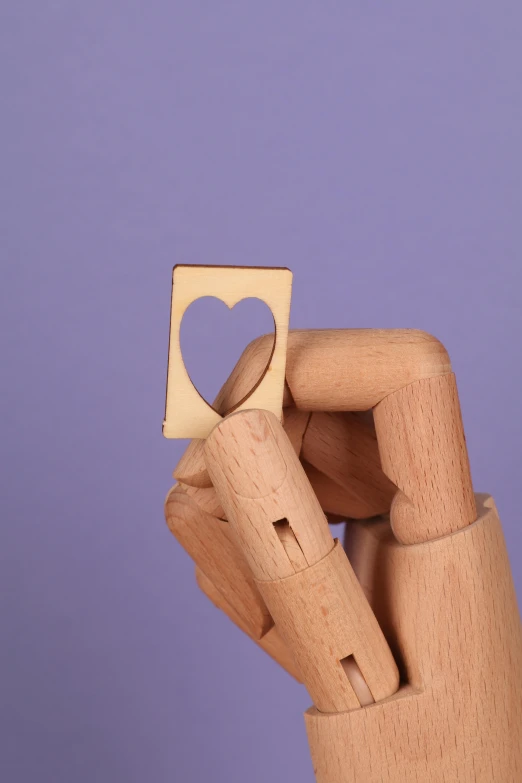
[179,296,276,415]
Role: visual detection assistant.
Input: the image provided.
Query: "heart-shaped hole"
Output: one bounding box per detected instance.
[180,296,276,415]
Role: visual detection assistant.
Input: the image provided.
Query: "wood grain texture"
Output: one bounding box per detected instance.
[261,540,400,712]
[204,409,333,581]
[373,373,476,544]
[164,484,271,638]
[174,444,383,521]
[173,438,211,488]
[281,407,311,456]
[212,339,294,417]
[195,567,301,681]
[204,408,399,712]
[178,482,225,518]
[163,265,292,438]
[301,412,396,519]
[173,397,295,492]
[305,495,522,782]
[173,328,450,487]
[243,329,450,411]
[212,327,450,415]
[302,461,376,519]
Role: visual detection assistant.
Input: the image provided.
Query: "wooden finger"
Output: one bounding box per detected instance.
[226,329,449,411]
[373,373,476,544]
[178,482,226,519]
[195,567,301,682]
[260,540,398,711]
[303,462,378,519]
[285,329,450,410]
[301,412,395,518]
[174,404,306,489]
[205,410,332,581]
[173,439,211,488]
[282,407,311,456]
[204,409,399,713]
[164,484,271,638]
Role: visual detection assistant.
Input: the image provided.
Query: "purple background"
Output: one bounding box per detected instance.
[2,3,521,782]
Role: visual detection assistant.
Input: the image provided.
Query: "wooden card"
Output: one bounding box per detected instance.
[163,264,293,439]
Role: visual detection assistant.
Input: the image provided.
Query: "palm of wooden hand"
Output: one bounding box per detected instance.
[165,329,522,782]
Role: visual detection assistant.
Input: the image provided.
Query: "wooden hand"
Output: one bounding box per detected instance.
[165,329,522,781]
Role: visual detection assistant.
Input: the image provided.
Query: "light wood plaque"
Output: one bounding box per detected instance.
[163,264,292,439]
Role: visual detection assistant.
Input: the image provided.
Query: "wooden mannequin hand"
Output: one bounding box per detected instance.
[164,329,522,781]
[165,328,475,678]
[165,331,408,685]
